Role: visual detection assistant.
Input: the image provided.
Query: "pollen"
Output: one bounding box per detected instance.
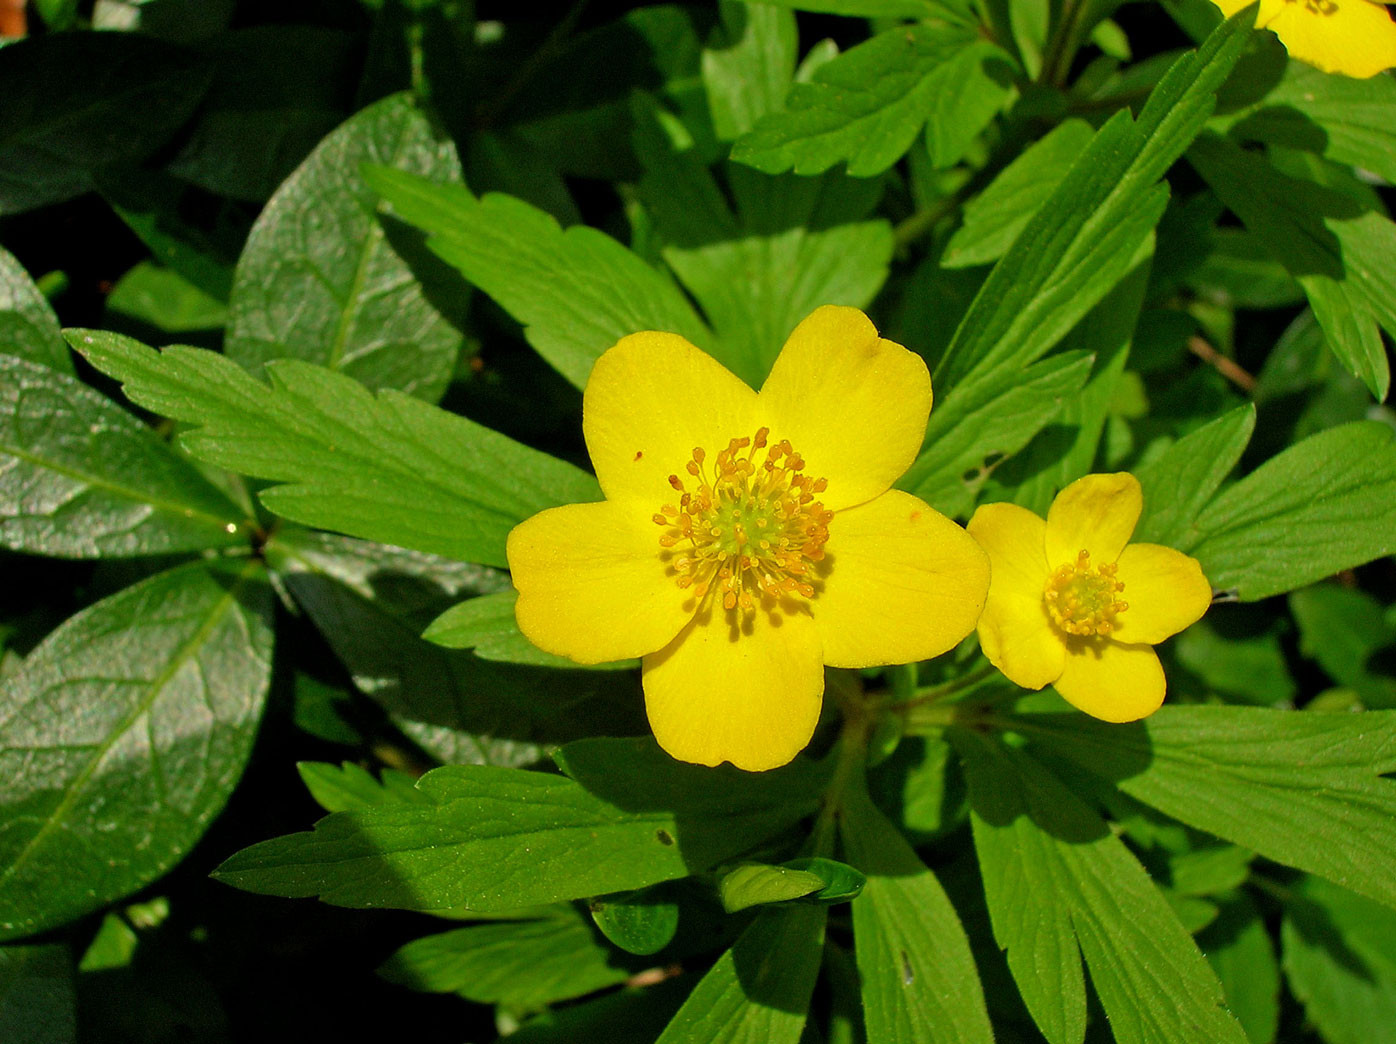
[1043,549,1129,638]
[653,427,833,613]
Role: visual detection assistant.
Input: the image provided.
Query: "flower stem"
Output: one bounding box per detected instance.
[899,663,997,709]
[810,688,873,856]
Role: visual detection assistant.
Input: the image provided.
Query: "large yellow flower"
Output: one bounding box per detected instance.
[507,306,990,771]
[967,474,1212,722]
[1212,0,1396,78]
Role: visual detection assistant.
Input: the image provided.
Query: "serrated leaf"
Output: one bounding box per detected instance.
[225,92,465,402]
[718,863,826,913]
[70,329,599,567]
[1020,707,1396,912]
[731,24,1012,177]
[296,761,429,814]
[423,589,636,671]
[654,904,825,1044]
[0,245,71,374]
[1188,132,1396,399]
[589,887,680,956]
[1189,421,1396,600]
[363,167,713,389]
[0,354,248,558]
[953,729,1248,1044]
[214,754,817,912]
[0,32,211,214]
[0,560,274,941]
[841,773,993,1044]
[1133,403,1255,548]
[0,944,75,1044]
[378,908,634,1007]
[942,119,1095,269]
[933,11,1252,392]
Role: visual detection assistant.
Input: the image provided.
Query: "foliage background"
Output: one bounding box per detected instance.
[2,0,1396,1042]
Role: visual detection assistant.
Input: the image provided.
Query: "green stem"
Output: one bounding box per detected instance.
[1039,0,1091,86]
[899,663,997,710]
[810,702,871,857]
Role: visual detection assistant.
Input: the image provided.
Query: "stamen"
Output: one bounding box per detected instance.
[1043,548,1129,637]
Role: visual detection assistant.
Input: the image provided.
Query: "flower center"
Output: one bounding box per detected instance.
[1044,549,1129,637]
[653,427,833,612]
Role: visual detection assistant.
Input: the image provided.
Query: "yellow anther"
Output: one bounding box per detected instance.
[1043,549,1128,638]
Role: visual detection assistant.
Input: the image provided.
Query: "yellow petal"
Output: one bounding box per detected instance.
[642,605,824,771]
[1053,639,1165,722]
[1258,0,1396,79]
[759,306,932,512]
[1044,473,1142,568]
[968,502,1065,688]
[508,500,691,664]
[1111,543,1213,645]
[584,331,758,504]
[812,490,989,668]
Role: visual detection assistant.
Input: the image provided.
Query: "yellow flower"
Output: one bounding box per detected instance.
[507,306,990,771]
[967,474,1212,722]
[1212,0,1396,78]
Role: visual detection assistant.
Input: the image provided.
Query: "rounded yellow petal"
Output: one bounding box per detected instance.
[1257,0,1396,79]
[1111,543,1213,645]
[1044,473,1142,568]
[1053,640,1165,722]
[507,500,691,664]
[642,606,823,771]
[812,490,989,668]
[584,331,758,504]
[758,306,932,512]
[968,501,1065,688]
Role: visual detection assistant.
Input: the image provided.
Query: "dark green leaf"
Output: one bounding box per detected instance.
[0,32,210,214]
[754,0,949,14]
[782,857,865,904]
[1290,584,1396,706]
[225,92,465,402]
[0,354,248,558]
[589,887,680,956]
[654,904,825,1044]
[1172,617,1296,705]
[378,908,633,1007]
[507,977,692,1044]
[363,167,714,389]
[1133,403,1255,548]
[0,560,274,941]
[1190,421,1396,600]
[731,24,1012,177]
[423,589,636,671]
[70,329,600,567]
[1200,895,1279,1044]
[841,774,993,1044]
[1020,707,1396,911]
[0,245,71,374]
[718,863,826,913]
[954,729,1248,1044]
[0,944,75,1044]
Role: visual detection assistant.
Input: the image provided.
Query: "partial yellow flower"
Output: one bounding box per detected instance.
[507,306,990,772]
[1211,0,1396,78]
[967,474,1212,722]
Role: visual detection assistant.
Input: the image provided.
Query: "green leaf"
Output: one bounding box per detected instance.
[589,887,680,956]
[0,944,75,1044]
[730,24,1012,177]
[1172,617,1296,706]
[1200,895,1279,1044]
[1133,403,1255,548]
[635,100,892,386]
[225,92,465,402]
[654,904,826,1044]
[899,351,1095,518]
[0,245,71,374]
[1282,875,1396,1044]
[841,773,994,1044]
[214,751,818,912]
[77,913,140,974]
[296,761,429,814]
[1020,707,1396,912]
[363,167,713,389]
[783,857,865,904]
[507,977,692,1044]
[423,589,636,671]
[933,10,1252,391]
[1189,421,1396,600]
[718,863,826,913]
[953,729,1248,1044]
[1188,132,1396,400]
[105,262,228,334]
[70,329,600,567]
[942,119,1095,269]
[0,354,248,558]
[1290,584,1396,706]
[0,560,274,941]
[0,31,211,214]
[753,0,950,14]
[701,1,798,141]
[378,908,634,1008]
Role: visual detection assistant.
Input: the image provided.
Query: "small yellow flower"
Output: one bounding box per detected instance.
[967,474,1212,722]
[1212,0,1396,78]
[507,306,990,771]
